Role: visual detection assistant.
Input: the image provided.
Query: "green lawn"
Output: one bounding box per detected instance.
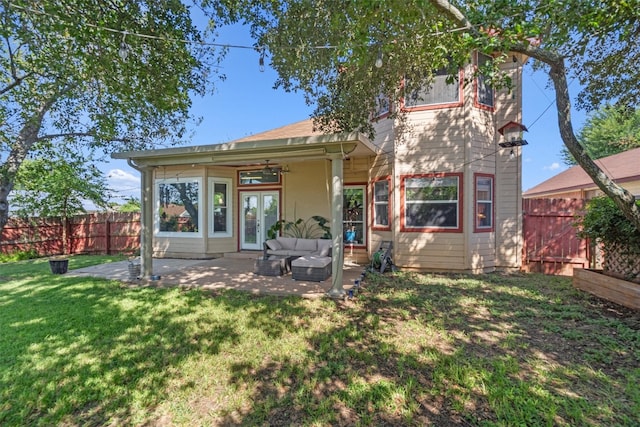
[1,257,638,426]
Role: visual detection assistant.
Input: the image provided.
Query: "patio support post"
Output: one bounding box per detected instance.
[139,165,154,279]
[327,154,345,298]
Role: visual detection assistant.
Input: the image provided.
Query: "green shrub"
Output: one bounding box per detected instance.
[576,196,640,247]
[0,248,40,263]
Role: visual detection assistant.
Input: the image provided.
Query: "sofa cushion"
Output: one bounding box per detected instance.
[276,237,298,250]
[295,238,317,251]
[291,255,332,268]
[265,239,282,251]
[315,239,332,257]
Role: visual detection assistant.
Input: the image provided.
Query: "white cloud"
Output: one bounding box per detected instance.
[543,162,561,171]
[106,168,140,200]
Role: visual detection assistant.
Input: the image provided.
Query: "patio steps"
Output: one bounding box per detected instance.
[223,251,261,259]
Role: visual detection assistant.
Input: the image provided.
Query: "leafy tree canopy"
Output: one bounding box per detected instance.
[12,156,109,219]
[117,197,142,213]
[1,0,224,231]
[562,106,640,165]
[212,0,640,230]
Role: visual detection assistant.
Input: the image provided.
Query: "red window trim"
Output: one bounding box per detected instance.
[371,176,392,231]
[400,172,463,233]
[473,52,495,111]
[400,69,464,112]
[474,173,495,233]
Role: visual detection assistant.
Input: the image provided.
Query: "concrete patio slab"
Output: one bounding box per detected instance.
[68,257,367,299]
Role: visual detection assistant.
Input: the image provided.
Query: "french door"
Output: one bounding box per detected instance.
[240,191,279,250]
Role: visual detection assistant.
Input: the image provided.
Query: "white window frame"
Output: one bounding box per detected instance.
[208,177,232,238]
[372,178,390,229]
[474,174,494,232]
[155,177,203,238]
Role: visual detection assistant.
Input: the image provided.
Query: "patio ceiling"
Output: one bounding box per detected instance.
[112,131,379,167]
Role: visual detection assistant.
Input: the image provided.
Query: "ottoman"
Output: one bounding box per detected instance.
[291,256,332,281]
[254,256,287,276]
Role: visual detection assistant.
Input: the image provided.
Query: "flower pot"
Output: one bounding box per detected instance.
[49,259,69,274]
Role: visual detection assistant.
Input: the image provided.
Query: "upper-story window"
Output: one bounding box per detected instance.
[476,52,494,109]
[403,67,461,110]
[373,92,391,119]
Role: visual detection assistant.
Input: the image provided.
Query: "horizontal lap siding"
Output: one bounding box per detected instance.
[395,233,465,270]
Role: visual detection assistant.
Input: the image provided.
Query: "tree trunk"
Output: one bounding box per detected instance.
[0,95,58,237]
[546,59,640,231]
[429,0,640,232]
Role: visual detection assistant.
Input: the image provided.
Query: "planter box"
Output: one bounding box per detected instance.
[49,259,69,274]
[573,268,640,310]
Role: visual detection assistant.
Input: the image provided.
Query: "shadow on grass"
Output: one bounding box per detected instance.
[1,262,638,425]
[218,272,639,426]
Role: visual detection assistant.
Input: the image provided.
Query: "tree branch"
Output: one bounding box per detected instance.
[428,0,640,231]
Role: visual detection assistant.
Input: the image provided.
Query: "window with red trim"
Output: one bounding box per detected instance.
[476,52,494,109]
[404,68,461,109]
[402,174,462,231]
[372,178,390,229]
[474,174,494,232]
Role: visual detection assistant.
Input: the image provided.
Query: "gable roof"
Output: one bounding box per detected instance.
[233,119,325,142]
[524,147,640,197]
[112,118,378,167]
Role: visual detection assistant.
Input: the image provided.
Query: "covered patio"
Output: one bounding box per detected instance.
[69,255,367,299]
[112,119,379,298]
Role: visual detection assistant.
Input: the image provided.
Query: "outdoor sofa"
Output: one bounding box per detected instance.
[263,237,332,258]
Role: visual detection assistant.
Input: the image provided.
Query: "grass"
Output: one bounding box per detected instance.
[1,257,638,426]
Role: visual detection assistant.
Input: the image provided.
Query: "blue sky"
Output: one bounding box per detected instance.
[105,24,588,202]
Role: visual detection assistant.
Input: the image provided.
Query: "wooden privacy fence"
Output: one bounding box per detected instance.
[1,212,140,256]
[522,198,591,276]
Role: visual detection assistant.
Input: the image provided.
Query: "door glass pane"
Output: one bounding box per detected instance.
[263,194,278,236]
[243,195,258,244]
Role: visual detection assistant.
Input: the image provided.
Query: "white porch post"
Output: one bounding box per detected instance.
[327,154,345,298]
[140,166,154,278]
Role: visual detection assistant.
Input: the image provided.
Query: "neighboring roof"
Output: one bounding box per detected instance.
[524,147,640,197]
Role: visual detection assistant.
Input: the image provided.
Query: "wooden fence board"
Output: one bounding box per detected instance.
[522,198,591,276]
[1,212,140,256]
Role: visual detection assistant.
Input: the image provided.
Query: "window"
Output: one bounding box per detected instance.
[404,67,461,109]
[402,174,462,231]
[209,178,232,237]
[239,168,281,185]
[373,178,390,229]
[373,92,390,119]
[476,52,494,109]
[156,178,202,237]
[344,186,366,245]
[475,174,494,232]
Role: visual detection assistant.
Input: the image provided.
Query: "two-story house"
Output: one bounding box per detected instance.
[113,52,527,287]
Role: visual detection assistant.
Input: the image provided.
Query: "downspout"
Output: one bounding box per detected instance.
[127,158,154,279]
